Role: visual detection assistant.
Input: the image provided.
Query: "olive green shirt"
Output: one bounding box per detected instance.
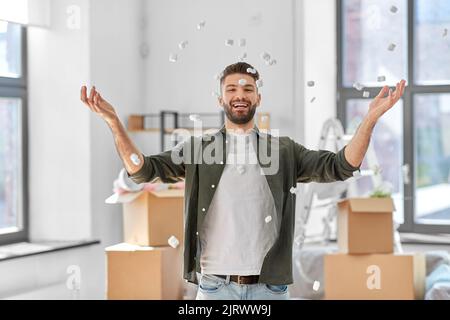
[129,124,360,285]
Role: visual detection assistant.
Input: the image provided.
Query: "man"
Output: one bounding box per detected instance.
[80,62,406,300]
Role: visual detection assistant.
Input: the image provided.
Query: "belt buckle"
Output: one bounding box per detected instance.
[237,276,245,285]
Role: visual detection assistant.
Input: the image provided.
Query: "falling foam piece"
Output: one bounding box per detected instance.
[130,153,141,166]
[238,38,246,47]
[261,115,268,122]
[214,72,223,81]
[211,91,220,97]
[353,82,364,91]
[310,97,316,103]
[307,81,315,87]
[353,170,361,177]
[313,281,320,291]
[363,91,370,98]
[246,67,256,74]
[140,43,149,58]
[168,235,179,248]
[239,52,247,61]
[377,75,386,82]
[238,79,247,86]
[268,59,277,66]
[256,79,263,88]
[260,52,271,61]
[189,114,200,121]
[443,28,448,37]
[265,216,272,223]
[178,40,188,50]
[169,53,178,62]
[225,39,234,46]
[388,43,396,51]
[290,186,297,194]
[390,5,398,13]
[197,20,206,30]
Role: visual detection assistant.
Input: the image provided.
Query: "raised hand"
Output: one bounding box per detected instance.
[368,80,406,121]
[80,86,118,123]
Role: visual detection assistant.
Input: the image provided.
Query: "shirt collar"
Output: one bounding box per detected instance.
[218,123,261,137]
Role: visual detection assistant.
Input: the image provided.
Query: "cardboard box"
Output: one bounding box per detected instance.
[106,243,183,300]
[324,253,426,300]
[337,197,394,254]
[123,189,184,246]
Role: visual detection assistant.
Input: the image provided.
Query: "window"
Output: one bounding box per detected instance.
[338,0,450,233]
[0,20,27,245]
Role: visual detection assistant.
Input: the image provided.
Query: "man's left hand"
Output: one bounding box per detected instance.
[368,79,406,122]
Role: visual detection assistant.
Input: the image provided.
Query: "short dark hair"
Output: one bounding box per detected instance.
[220,62,260,87]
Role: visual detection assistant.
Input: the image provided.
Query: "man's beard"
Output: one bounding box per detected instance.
[223,102,257,125]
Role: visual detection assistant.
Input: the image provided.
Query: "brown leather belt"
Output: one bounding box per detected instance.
[214,274,260,285]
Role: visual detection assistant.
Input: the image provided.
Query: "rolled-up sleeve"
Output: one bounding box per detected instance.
[295,142,361,183]
[336,145,361,175]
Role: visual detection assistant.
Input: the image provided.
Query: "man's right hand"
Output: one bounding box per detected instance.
[80,86,118,123]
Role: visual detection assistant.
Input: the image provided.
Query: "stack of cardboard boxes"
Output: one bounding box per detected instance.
[324,197,426,300]
[105,189,185,300]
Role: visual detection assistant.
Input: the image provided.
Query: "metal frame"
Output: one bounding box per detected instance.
[337,0,450,234]
[160,111,179,151]
[0,26,28,245]
[159,111,225,151]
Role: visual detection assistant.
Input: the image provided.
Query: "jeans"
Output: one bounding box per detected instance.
[195,273,290,300]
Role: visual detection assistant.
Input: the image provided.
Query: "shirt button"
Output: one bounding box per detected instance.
[211,184,215,188]
[196,232,199,236]
[202,208,206,212]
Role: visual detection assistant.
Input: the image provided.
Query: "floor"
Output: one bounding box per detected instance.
[3,239,449,300]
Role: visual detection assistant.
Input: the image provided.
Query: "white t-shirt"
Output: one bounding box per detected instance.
[199,131,279,275]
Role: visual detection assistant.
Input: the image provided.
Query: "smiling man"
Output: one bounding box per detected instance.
[80,62,406,300]
[220,70,260,129]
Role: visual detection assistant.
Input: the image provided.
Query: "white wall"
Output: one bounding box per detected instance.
[302,0,337,149]
[141,0,336,146]
[28,0,92,241]
[0,0,145,299]
[89,0,145,249]
[144,0,298,137]
[298,0,338,239]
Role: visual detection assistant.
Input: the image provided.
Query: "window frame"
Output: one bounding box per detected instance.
[0,25,28,245]
[337,0,450,234]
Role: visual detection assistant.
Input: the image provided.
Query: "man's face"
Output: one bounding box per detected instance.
[219,73,261,125]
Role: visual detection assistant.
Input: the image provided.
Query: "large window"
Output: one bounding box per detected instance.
[0,20,27,245]
[338,0,450,233]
